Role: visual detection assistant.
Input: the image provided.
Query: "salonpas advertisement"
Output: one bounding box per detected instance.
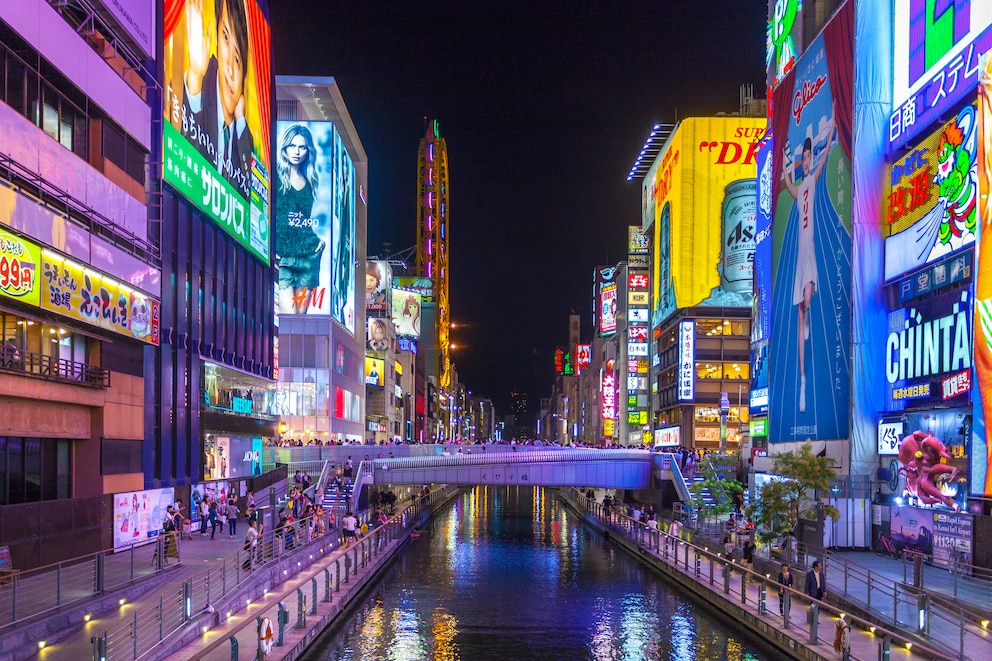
[163,0,272,265]
[652,116,764,325]
[769,1,852,443]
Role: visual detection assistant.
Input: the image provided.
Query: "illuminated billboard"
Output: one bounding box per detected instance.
[393,277,433,302]
[885,288,973,410]
[971,50,992,497]
[885,104,978,282]
[367,317,389,351]
[595,265,618,335]
[767,0,802,91]
[364,357,384,387]
[751,131,773,415]
[163,0,271,265]
[890,1,992,150]
[628,226,649,254]
[113,488,175,551]
[677,320,695,401]
[274,120,356,333]
[575,343,592,373]
[391,288,422,339]
[652,117,763,325]
[366,260,392,313]
[0,228,161,344]
[601,370,616,421]
[769,1,852,443]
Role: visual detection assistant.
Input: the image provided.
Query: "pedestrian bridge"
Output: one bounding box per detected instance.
[365,449,690,495]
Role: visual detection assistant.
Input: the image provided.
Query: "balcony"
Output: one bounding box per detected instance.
[0,349,110,388]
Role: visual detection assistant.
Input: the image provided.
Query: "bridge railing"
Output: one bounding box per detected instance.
[372,448,653,471]
[562,487,988,661]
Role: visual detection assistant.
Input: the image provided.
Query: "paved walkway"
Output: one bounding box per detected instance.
[30,523,343,661]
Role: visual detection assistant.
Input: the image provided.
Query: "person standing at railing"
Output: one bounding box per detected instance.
[227,498,239,538]
[777,563,794,615]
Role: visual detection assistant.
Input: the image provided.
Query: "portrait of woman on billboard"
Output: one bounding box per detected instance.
[275,124,323,313]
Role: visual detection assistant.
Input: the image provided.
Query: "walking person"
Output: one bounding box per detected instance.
[208,499,219,540]
[777,563,794,615]
[199,498,209,535]
[342,511,357,548]
[242,520,259,571]
[804,560,825,600]
[742,539,755,569]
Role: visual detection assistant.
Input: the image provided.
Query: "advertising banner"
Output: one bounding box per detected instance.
[365,260,392,312]
[652,117,763,326]
[0,227,41,307]
[113,488,175,551]
[751,131,773,415]
[769,2,852,443]
[767,0,802,92]
[602,369,616,421]
[885,287,973,410]
[274,120,355,332]
[367,317,390,351]
[972,50,992,497]
[0,228,161,345]
[163,0,271,265]
[204,435,230,480]
[890,505,972,569]
[655,426,680,447]
[575,343,592,372]
[884,105,978,282]
[190,480,235,522]
[890,1,992,151]
[891,409,970,511]
[392,277,434,302]
[365,357,384,386]
[392,288,422,339]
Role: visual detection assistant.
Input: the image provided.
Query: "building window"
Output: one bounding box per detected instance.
[0,436,72,504]
[101,438,143,475]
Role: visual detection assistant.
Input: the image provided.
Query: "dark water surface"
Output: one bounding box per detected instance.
[305,487,779,660]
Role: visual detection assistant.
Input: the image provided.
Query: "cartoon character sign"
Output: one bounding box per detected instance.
[897,431,963,511]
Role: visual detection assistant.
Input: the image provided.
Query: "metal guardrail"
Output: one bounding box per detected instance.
[187,485,458,660]
[0,348,110,387]
[372,448,653,471]
[660,452,692,502]
[0,537,174,629]
[567,488,987,661]
[94,510,339,661]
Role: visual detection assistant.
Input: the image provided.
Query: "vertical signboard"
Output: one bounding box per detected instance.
[163,0,271,265]
[274,120,356,332]
[678,320,695,401]
[597,266,618,336]
[972,50,992,496]
[365,259,392,314]
[767,0,803,92]
[751,131,773,415]
[769,1,852,443]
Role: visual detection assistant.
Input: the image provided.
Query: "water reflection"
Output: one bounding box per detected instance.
[307,486,774,660]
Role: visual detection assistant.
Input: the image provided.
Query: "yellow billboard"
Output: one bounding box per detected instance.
[653,117,765,323]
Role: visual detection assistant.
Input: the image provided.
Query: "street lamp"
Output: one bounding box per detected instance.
[719,392,730,453]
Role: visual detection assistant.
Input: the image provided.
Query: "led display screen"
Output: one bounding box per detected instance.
[392,288,422,339]
[751,131,773,415]
[163,0,271,264]
[367,317,390,351]
[274,120,356,333]
[366,260,392,313]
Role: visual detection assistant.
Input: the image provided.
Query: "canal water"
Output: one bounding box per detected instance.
[306,486,779,660]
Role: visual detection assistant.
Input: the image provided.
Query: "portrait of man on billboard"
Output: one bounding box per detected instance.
[181,0,255,199]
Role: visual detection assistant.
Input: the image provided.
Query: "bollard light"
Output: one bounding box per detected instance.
[118,598,126,606]
[202,626,208,634]
[37,641,46,649]
[905,642,913,650]
[982,620,989,629]
[84,613,92,622]
[869,626,876,633]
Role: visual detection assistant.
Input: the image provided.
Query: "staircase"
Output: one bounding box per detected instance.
[322,480,354,512]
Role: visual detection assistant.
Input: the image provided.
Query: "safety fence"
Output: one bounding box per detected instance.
[0,537,172,629]
[564,488,986,661]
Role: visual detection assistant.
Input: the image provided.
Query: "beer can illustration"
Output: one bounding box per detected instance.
[721,179,757,294]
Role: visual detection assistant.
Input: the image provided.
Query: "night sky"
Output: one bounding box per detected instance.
[270,1,767,414]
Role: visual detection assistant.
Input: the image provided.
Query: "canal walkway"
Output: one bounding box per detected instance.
[565,489,988,661]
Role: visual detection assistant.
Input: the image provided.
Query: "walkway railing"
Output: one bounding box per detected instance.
[374,448,652,471]
[0,348,110,387]
[91,510,339,661]
[182,485,457,661]
[0,537,174,629]
[566,488,988,660]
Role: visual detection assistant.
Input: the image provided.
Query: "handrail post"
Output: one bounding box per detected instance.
[310,577,318,614]
[95,553,105,595]
[723,561,731,594]
[132,610,139,659]
[277,602,287,646]
[228,636,238,660]
[296,588,306,628]
[90,632,107,661]
[879,635,890,661]
[809,603,818,644]
[783,592,791,629]
[323,567,332,602]
[183,579,192,623]
[56,563,62,606]
[741,570,747,604]
[758,582,767,614]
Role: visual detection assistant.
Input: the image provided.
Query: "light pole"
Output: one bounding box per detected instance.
[719,392,730,453]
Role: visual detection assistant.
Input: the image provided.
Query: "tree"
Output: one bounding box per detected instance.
[748,442,839,537]
[689,452,744,525]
